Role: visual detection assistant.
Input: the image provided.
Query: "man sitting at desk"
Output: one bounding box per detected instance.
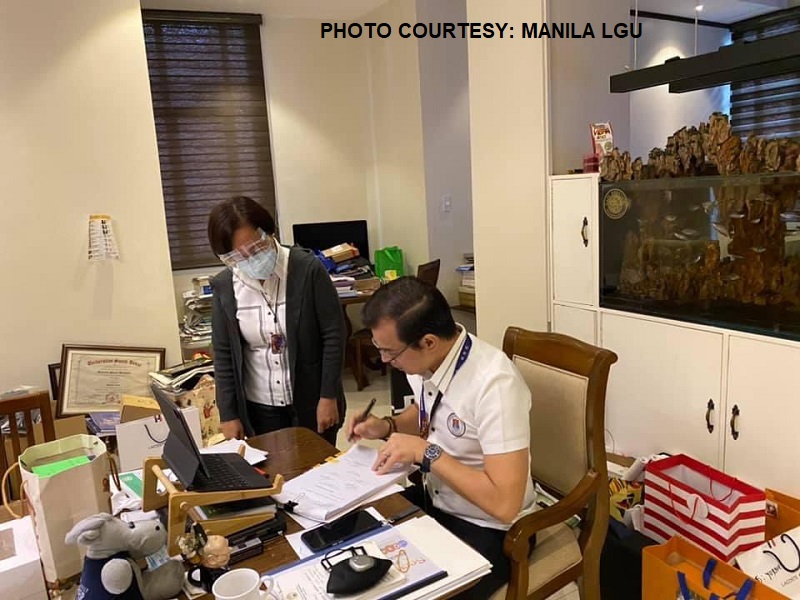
[345,277,536,599]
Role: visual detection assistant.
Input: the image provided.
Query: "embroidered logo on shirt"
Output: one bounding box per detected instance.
[446,412,466,437]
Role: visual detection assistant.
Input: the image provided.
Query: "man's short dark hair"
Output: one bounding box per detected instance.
[207,196,276,256]
[362,277,457,346]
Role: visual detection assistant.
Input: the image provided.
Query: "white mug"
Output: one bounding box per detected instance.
[212,568,280,600]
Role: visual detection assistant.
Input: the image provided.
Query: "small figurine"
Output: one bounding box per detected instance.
[187,534,231,592]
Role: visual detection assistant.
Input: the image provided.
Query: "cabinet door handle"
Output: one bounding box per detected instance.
[730,405,740,440]
[705,399,714,434]
[581,217,589,247]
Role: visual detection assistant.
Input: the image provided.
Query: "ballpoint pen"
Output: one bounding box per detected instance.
[348,397,377,442]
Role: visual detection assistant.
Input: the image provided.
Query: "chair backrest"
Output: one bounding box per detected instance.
[502,328,617,497]
[0,391,55,471]
[416,259,441,287]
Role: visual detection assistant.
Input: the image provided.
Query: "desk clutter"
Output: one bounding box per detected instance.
[0,417,499,600]
[601,450,800,599]
[148,357,221,447]
[0,386,485,600]
[270,511,490,600]
[179,276,213,348]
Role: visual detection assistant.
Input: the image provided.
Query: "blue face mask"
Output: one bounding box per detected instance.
[237,246,277,279]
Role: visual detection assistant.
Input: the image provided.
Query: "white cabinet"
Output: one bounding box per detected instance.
[601,312,724,468]
[547,174,800,491]
[724,336,800,496]
[550,175,597,306]
[553,303,596,345]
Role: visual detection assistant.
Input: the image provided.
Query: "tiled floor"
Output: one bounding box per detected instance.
[336,370,392,450]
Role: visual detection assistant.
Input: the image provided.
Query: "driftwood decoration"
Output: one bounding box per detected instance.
[600,112,800,182]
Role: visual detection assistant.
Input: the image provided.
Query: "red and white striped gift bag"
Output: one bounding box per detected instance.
[643,454,765,562]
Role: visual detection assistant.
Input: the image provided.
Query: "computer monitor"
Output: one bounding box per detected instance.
[151,384,208,485]
[292,220,370,262]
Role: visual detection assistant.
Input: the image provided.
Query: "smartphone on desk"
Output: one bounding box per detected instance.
[300,509,382,553]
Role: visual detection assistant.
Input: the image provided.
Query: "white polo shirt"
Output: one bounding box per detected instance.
[406,326,537,530]
[234,244,292,407]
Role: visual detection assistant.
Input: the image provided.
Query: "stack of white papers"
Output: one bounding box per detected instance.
[276,513,490,600]
[395,515,491,600]
[273,444,412,523]
[199,439,268,465]
[271,541,408,600]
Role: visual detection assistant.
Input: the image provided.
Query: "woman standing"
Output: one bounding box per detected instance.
[207,196,345,445]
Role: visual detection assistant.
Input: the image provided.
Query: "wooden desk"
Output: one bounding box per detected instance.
[0,499,24,523]
[1,429,476,599]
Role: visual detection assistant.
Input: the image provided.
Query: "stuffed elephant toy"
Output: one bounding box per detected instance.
[65,513,184,600]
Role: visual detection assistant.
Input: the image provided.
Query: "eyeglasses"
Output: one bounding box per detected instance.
[218,229,273,268]
[371,339,411,362]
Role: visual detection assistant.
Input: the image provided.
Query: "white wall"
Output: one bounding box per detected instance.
[262,20,372,245]
[416,0,473,304]
[629,17,730,159]
[468,0,550,347]
[548,0,630,174]
[0,0,181,392]
[365,0,429,274]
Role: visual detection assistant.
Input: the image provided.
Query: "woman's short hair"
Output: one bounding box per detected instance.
[362,277,457,346]
[207,196,276,255]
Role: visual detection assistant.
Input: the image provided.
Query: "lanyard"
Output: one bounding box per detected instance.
[419,335,472,439]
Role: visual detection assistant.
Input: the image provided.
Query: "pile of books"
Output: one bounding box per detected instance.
[456,253,475,308]
[331,275,358,298]
[321,243,359,264]
[179,280,213,346]
[149,357,214,393]
[86,412,120,437]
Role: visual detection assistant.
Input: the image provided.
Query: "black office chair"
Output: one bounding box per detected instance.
[416,259,441,287]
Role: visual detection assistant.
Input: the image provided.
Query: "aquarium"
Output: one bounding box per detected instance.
[599,173,800,340]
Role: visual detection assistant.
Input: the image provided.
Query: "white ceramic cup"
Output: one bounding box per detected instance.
[212,568,279,600]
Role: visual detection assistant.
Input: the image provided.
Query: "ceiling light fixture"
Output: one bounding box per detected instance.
[610,30,800,93]
[695,4,704,11]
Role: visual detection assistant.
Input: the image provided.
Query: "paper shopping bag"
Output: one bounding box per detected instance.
[737,525,800,597]
[374,246,405,280]
[766,489,800,540]
[13,434,110,585]
[115,407,202,471]
[643,536,785,600]
[644,454,765,562]
[169,376,221,447]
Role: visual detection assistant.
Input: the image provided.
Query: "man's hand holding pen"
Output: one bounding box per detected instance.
[346,397,384,442]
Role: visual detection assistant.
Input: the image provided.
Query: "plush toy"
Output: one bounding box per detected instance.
[65,513,184,600]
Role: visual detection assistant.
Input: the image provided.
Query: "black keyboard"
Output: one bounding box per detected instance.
[194,454,251,491]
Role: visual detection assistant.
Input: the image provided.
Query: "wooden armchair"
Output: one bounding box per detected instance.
[0,391,55,498]
[492,328,618,600]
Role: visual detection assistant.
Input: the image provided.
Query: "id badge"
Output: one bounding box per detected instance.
[270,333,286,354]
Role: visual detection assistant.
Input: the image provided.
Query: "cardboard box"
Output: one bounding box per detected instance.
[322,243,360,263]
[354,278,380,293]
[0,516,47,600]
[119,394,160,424]
[458,286,476,308]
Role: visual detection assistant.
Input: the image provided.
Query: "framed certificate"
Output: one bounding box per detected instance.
[57,345,166,417]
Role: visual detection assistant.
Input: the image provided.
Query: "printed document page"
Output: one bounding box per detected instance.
[273,444,412,522]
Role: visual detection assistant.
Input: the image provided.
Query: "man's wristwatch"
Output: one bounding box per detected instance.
[420,444,443,474]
